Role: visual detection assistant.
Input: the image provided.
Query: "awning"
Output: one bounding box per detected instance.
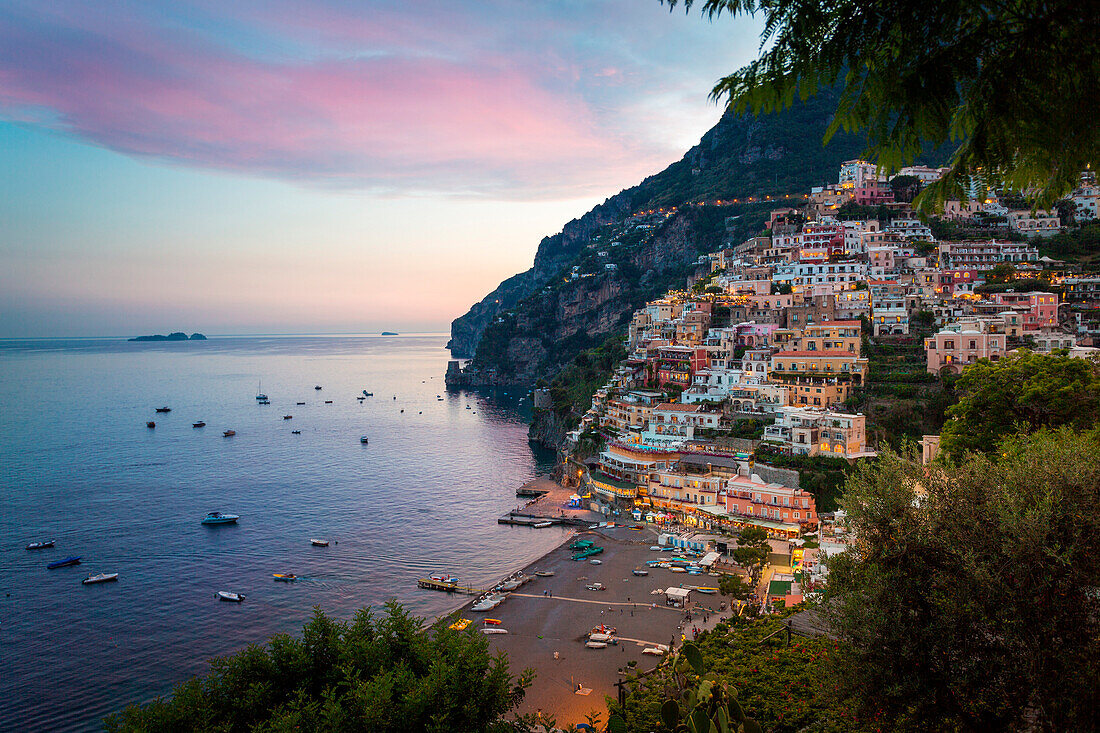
[699,551,721,567]
[665,587,691,599]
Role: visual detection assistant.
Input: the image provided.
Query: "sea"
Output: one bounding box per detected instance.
[0,334,563,731]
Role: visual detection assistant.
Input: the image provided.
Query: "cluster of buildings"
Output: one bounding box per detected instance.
[549,161,1097,540]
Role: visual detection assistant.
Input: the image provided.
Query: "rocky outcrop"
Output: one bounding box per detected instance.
[528,408,571,450]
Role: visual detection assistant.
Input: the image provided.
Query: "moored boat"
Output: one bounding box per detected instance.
[155,406,171,413]
[429,573,459,584]
[533,570,554,577]
[532,521,552,528]
[291,430,301,434]
[632,568,649,576]
[273,573,297,582]
[481,627,508,635]
[282,415,292,420]
[147,421,156,428]
[223,429,236,437]
[315,385,322,390]
[192,421,206,428]
[296,401,305,405]
[82,572,119,585]
[216,591,245,602]
[584,641,607,649]
[26,539,55,550]
[47,556,81,569]
[360,436,369,444]
[201,511,239,525]
[483,618,502,625]
[310,539,329,546]
[448,618,471,630]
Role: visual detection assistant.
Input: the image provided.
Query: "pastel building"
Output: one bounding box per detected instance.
[763,407,870,457]
[642,403,722,446]
[924,318,1007,374]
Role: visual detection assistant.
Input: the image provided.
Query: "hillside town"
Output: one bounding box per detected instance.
[526,162,1100,611]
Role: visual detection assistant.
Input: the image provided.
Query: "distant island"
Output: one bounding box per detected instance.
[129,332,207,342]
[381,331,399,336]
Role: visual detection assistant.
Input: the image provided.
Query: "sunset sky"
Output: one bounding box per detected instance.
[0,1,759,337]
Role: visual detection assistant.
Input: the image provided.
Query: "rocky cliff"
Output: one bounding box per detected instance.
[450,85,869,371]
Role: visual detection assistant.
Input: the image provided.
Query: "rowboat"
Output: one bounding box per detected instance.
[273,573,297,582]
[483,618,502,625]
[216,591,245,602]
[481,627,508,635]
[532,521,553,528]
[83,573,119,585]
[26,540,55,550]
[223,430,236,437]
[534,570,554,577]
[47,556,81,569]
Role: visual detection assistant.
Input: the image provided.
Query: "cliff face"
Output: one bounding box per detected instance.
[450,85,871,371]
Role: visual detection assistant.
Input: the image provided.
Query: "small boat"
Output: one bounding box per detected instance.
[590,625,617,635]
[481,628,508,635]
[669,566,687,573]
[498,579,522,592]
[201,512,239,525]
[430,573,459,584]
[147,421,156,428]
[532,521,553,528]
[82,572,119,585]
[47,556,82,569]
[273,573,297,582]
[533,570,554,577]
[324,400,333,404]
[26,540,55,550]
[357,396,365,401]
[691,586,719,594]
[223,430,236,437]
[296,401,305,405]
[589,559,602,565]
[588,633,614,643]
[155,407,171,413]
[586,582,605,591]
[315,385,323,390]
[291,430,301,434]
[483,618,502,625]
[584,641,607,649]
[310,539,329,547]
[258,400,270,405]
[449,618,471,631]
[216,591,245,602]
[632,569,649,576]
[363,391,373,397]
[642,647,666,656]
[465,405,471,410]
[192,421,206,428]
[256,382,267,401]
[283,415,292,420]
[360,436,369,444]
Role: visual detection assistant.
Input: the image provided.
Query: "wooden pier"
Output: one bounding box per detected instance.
[416,578,483,594]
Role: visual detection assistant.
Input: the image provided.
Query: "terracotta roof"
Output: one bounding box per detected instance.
[655,402,701,412]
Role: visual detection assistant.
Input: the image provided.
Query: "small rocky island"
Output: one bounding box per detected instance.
[129,332,207,342]
[381,331,399,336]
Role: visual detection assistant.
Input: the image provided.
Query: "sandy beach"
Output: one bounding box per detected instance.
[461,522,727,726]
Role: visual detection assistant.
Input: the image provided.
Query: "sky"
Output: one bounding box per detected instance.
[0,1,761,338]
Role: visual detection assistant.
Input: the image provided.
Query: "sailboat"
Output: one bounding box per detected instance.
[255,380,268,401]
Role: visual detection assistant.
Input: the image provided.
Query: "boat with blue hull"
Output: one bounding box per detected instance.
[48,556,82,569]
[201,512,240,525]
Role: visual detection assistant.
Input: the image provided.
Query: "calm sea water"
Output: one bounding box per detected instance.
[0,334,561,731]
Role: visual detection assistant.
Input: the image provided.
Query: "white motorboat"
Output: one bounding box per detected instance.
[310,539,330,547]
[533,570,555,577]
[584,641,607,649]
[481,627,508,635]
[589,559,602,565]
[642,647,666,656]
[588,632,614,643]
[82,573,119,585]
[532,521,553,528]
[216,591,245,602]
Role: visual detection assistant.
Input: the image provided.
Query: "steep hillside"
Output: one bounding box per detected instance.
[449,85,869,367]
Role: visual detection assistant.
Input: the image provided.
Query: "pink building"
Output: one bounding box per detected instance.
[925,318,1007,374]
[991,291,1059,331]
[855,180,895,206]
[724,474,818,527]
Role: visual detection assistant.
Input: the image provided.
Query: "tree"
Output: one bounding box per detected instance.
[825,430,1100,731]
[888,174,922,203]
[985,262,1017,283]
[665,0,1100,209]
[104,602,533,732]
[939,351,1100,458]
[732,527,770,576]
[718,573,752,601]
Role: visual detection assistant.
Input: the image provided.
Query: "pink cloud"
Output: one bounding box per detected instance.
[0,3,666,197]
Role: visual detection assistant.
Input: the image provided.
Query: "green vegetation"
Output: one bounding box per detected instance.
[667,0,1100,209]
[610,614,854,733]
[544,336,628,425]
[1038,220,1100,262]
[940,350,1100,459]
[827,429,1100,731]
[104,602,532,732]
[731,527,769,576]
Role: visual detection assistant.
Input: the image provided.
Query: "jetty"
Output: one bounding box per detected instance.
[416,578,483,594]
[497,512,589,527]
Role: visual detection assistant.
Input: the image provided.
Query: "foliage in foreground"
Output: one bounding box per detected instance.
[828,429,1100,731]
[104,602,531,733]
[664,0,1100,210]
[940,350,1100,459]
[610,613,856,733]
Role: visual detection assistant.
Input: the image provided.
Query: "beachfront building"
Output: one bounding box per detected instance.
[924,317,1007,374]
[763,407,870,457]
[723,472,818,528]
[603,391,663,432]
[590,441,681,502]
